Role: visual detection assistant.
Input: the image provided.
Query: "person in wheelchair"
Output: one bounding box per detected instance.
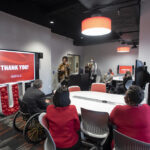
[45,87,81,150]
[23,79,49,115]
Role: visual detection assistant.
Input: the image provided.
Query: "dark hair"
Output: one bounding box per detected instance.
[126,85,144,105]
[125,71,131,76]
[33,79,42,89]
[53,88,70,107]
[109,69,112,73]
[62,56,68,61]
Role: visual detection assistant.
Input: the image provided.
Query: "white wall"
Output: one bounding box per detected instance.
[139,0,150,72]
[82,42,138,76]
[0,11,83,94]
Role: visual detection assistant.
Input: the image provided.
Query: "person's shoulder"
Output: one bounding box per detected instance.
[112,105,127,112]
[26,87,33,91]
[47,104,54,109]
[46,105,55,111]
[69,105,77,110]
[142,104,150,109]
[58,63,63,67]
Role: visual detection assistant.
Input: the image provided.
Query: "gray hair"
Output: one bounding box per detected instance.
[33,79,42,89]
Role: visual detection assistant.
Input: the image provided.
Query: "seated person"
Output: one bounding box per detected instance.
[45,87,80,150]
[116,71,132,94]
[103,69,114,84]
[123,71,132,89]
[103,69,114,92]
[110,85,150,143]
[23,79,49,114]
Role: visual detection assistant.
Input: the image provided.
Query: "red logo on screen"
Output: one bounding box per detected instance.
[119,66,133,74]
[0,51,35,84]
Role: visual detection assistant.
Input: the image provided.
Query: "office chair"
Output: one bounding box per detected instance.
[68,86,81,92]
[125,80,133,90]
[91,83,106,93]
[113,129,150,150]
[81,108,109,150]
[39,112,56,150]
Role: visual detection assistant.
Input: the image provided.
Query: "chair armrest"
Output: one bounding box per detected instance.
[100,133,109,147]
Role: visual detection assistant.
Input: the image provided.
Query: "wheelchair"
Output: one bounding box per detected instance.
[13,97,46,144]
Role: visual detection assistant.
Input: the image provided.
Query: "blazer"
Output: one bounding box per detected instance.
[23,87,47,114]
[45,105,80,149]
[110,104,150,143]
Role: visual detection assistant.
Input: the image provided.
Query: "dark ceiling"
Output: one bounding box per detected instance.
[0,0,140,46]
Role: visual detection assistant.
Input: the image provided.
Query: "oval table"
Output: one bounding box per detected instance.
[69,91,147,114]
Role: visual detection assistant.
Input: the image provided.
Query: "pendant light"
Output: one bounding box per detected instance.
[81,16,111,36]
[117,47,130,53]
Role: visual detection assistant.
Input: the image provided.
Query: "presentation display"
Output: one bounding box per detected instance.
[0,50,35,84]
[119,65,133,74]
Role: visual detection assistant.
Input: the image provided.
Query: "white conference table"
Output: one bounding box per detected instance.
[70,91,146,114]
[113,75,135,81]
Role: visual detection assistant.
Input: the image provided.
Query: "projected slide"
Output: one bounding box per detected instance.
[0,50,35,84]
[119,65,133,74]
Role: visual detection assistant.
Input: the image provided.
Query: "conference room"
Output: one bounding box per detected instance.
[0,0,150,150]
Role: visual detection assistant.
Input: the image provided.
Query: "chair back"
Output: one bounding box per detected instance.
[68,86,81,92]
[18,97,29,114]
[113,129,150,150]
[39,113,56,150]
[125,80,133,90]
[91,83,106,93]
[81,108,109,138]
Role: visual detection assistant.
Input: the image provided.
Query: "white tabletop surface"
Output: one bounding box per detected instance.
[113,76,123,81]
[113,75,135,81]
[70,91,146,114]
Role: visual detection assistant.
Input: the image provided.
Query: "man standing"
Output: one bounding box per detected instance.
[23,79,49,114]
[58,56,70,86]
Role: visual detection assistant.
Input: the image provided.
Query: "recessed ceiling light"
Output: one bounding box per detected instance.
[50,21,54,24]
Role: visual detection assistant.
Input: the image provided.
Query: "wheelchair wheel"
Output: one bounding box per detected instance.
[13,111,29,132]
[23,113,46,144]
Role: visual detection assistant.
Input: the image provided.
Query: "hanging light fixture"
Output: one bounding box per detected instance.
[117,47,130,53]
[81,16,111,36]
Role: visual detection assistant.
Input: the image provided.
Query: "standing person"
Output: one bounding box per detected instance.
[22,79,49,114]
[110,85,150,144]
[58,56,70,86]
[45,87,81,150]
[88,58,97,83]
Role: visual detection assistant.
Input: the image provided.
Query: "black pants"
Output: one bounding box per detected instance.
[56,139,81,150]
[91,75,97,83]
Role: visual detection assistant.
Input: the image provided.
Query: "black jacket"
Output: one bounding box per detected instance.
[23,87,47,114]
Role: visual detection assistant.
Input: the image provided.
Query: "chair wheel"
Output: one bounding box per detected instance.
[13,111,29,132]
[23,113,46,144]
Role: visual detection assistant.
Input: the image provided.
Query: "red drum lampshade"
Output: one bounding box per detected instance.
[117,47,130,53]
[81,16,111,36]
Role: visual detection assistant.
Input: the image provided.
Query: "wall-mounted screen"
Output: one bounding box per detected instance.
[0,50,35,84]
[118,65,134,74]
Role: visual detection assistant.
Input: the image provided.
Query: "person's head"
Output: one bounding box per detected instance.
[125,71,131,77]
[90,58,94,63]
[108,69,112,74]
[62,56,68,64]
[33,79,42,89]
[53,87,70,107]
[124,85,144,106]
